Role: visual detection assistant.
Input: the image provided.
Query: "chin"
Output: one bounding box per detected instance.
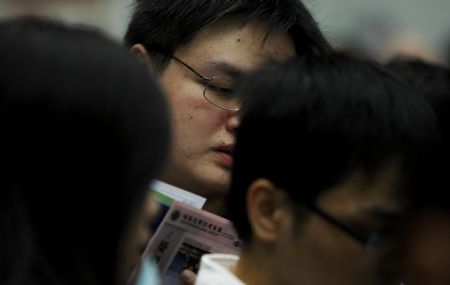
[197,173,230,197]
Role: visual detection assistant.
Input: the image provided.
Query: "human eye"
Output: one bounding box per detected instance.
[206,78,235,98]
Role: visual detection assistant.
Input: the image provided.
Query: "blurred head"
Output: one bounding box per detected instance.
[0,17,170,285]
[124,0,331,201]
[386,57,450,285]
[229,53,439,285]
[380,31,443,64]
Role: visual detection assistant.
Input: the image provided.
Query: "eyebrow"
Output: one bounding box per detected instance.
[204,60,244,78]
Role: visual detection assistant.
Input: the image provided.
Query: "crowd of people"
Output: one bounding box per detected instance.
[1,1,449,285]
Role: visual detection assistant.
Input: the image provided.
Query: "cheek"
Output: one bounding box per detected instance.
[161,73,230,130]
[293,219,376,282]
[167,100,226,160]
[170,97,230,138]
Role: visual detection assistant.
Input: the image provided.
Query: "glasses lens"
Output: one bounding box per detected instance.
[204,78,241,111]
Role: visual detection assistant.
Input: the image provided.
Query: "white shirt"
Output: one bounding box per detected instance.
[195,254,246,285]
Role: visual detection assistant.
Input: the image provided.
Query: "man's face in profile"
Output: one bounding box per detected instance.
[272,161,405,285]
[155,16,296,198]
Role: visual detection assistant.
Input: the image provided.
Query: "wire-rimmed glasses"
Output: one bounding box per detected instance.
[304,203,397,253]
[170,56,242,111]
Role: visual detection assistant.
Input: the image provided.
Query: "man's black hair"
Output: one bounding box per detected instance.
[229,52,439,242]
[124,0,331,71]
[386,57,450,209]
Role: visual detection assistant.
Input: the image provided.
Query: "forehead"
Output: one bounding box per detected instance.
[317,160,406,215]
[174,16,296,72]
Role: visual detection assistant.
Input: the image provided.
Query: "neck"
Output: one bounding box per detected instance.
[235,242,281,285]
[202,195,226,216]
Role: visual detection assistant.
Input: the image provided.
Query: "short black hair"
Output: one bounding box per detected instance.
[124,0,331,71]
[386,58,450,109]
[0,17,170,285]
[229,52,439,242]
[386,58,450,209]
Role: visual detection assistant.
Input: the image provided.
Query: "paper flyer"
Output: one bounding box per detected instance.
[143,201,243,285]
[149,180,207,232]
[151,180,206,209]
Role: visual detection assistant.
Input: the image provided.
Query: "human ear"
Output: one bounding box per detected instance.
[246,178,287,243]
[130,44,150,63]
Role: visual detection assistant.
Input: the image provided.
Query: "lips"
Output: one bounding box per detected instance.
[216,144,234,155]
[214,144,234,168]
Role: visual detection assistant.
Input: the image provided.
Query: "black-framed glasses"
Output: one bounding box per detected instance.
[304,203,393,253]
[170,56,242,111]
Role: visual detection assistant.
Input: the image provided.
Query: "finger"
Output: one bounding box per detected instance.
[180,269,197,285]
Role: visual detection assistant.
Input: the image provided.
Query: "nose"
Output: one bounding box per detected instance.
[226,111,240,132]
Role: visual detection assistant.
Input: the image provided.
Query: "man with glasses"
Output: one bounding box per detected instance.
[194,53,439,285]
[124,0,331,215]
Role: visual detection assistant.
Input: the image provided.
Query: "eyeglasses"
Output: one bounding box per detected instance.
[304,203,394,253]
[170,56,242,111]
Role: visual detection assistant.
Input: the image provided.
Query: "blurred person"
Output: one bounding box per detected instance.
[195,53,439,285]
[380,31,444,64]
[0,17,170,285]
[387,57,450,285]
[124,0,331,216]
[444,31,450,65]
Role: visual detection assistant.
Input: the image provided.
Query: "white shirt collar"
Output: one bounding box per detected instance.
[196,254,246,285]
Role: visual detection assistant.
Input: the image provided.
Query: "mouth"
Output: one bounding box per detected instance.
[216,144,234,155]
[214,145,234,168]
